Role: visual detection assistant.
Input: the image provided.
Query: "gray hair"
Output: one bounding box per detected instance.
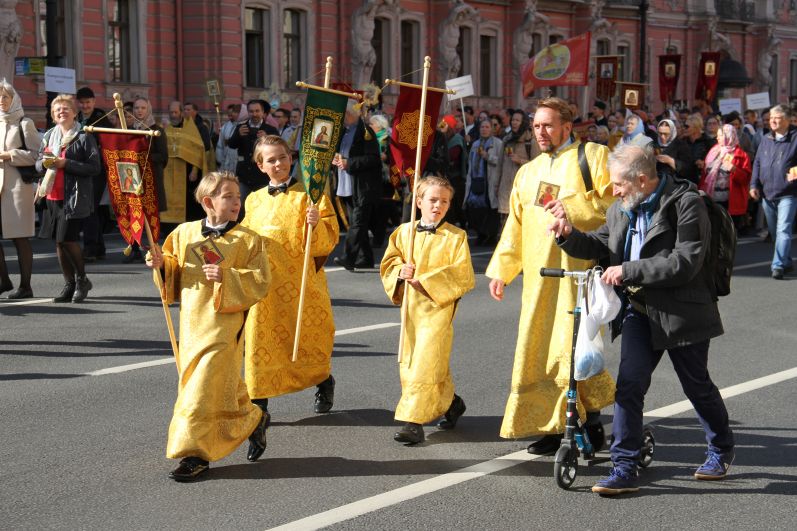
[608,143,657,183]
[0,79,15,98]
[770,104,791,118]
[369,113,389,131]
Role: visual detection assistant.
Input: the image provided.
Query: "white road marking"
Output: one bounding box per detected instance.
[267,365,797,531]
[0,298,53,307]
[734,258,795,272]
[83,322,401,376]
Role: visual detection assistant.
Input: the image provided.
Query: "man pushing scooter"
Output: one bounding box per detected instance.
[546,143,735,496]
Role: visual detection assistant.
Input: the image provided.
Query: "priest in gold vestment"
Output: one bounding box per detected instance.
[380,176,475,444]
[486,98,616,453]
[162,101,208,224]
[241,136,339,422]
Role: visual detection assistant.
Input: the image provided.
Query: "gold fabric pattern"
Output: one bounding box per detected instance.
[486,142,617,439]
[162,119,207,223]
[381,222,475,424]
[159,221,271,461]
[241,183,339,398]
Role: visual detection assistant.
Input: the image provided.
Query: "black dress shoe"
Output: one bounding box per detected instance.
[314,375,335,413]
[53,282,76,303]
[353,261,374,269]
[72,276,92,303]
[586,422,605,452]
[6,287,33,300]
[332,257,354,271]
[527,433,564,455]
[0,281,13,295]
[394,422,425,445]
[437,394,466,430]
[246,410,271,462]
[169,457,209,482]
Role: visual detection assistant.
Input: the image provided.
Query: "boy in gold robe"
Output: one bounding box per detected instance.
[147,171,271,482]
[380,176,475,444]
[242,136,339,458]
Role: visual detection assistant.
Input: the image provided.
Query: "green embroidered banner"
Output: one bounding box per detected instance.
[299,88,348,204]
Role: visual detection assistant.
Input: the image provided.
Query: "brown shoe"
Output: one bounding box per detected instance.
[168,457,209,482]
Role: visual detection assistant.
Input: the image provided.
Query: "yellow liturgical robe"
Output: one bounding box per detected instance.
[486,141,617,439]
[162,118,207,223]
[241,183,339,399]
[381,222,475,424]
[158,221,271,462]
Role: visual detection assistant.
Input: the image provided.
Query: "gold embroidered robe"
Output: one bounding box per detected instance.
[486,141,617,439]
[241,183,339,398]
[380,222,475,424]
[162,119,206,223]
[159,221,271,461]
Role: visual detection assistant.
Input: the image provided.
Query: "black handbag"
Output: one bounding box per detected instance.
[15,119,42,184]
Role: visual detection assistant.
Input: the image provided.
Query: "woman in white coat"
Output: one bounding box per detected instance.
[0,80,39,299]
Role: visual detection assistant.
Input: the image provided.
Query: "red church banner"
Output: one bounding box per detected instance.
[695,52,721,104]
[596,56,619,102]
[658,54,681,104]
[388,85,444,191]
[521,32,591,97]
[97,133,160,246]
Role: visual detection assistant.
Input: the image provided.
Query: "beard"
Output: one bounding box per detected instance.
[621,189,646,210]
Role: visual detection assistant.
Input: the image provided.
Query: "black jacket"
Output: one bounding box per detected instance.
[660,138,697,184]
[148,125,169,211]
[337,120,382,206]
[228,121,279,189]
[36,130,102,220]
[559,177,723,350]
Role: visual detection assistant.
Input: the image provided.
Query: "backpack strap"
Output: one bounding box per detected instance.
[18,118,30,151]
[578,141,593,192]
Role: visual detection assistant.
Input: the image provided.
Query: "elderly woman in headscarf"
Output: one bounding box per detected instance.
[0,80,40,299]
[699,123,752,226]
[655,118,697,183]
[121,96,169,262]
[496,110,539,227]
[619,113,653,148]
[35,94,101,303]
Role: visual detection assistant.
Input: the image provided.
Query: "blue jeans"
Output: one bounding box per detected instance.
[611,310,734,474]
[761,195,797,271]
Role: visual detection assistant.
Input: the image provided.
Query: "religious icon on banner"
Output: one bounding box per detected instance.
[191,239,225,265]
[704,61,716,76]
[116,162,142,194]
[664,62,677,78]
[534,181,560,208]
[311,121,333,148]
[624,89,639,107]
[601,63,614,79]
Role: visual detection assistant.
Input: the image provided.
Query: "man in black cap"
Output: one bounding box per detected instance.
[592,100,609,128]
[76,87,113,262]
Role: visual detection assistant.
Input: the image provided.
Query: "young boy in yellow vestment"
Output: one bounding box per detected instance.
[241,136,339,457]
[147,171,271,482]
[380,176,475,444]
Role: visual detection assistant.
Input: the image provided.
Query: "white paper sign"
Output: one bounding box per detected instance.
[445,75,474,101]
[718,98,742,116]
[44,66,76,94]
[745,92,771,110]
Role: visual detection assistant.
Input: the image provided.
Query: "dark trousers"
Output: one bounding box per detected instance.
[342,199,375,267]
[82,178,107,257]
[611,309,734,473]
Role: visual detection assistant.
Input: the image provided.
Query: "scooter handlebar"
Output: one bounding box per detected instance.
[540,268,566,277]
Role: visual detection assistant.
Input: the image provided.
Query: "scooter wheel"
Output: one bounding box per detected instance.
[639,426,655,468]
[554,446,578,489]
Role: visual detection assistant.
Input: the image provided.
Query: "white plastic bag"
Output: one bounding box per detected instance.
[574,297,606,381]
[583,270,622,341]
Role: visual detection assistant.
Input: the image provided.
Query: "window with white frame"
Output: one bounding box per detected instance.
[245,7,271,87]
[283,9,307,89]
[107,0,134,82]
[37,0,71,66]
[372,18,390,86]
[456,26,472,76]
[400,20,420,84]
[480,34,497,96]
[617,43,631,82]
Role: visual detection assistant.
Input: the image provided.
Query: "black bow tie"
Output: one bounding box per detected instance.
[201,221,232,238]
[416,223,437,234]
[268,182,290,195]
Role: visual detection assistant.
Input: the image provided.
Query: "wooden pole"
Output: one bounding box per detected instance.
[384,79,456,94]
[294,81,362,100]
[292,56,334,363]
[144,216,180,365]
[397,56,432,364]
[84,125,160,137]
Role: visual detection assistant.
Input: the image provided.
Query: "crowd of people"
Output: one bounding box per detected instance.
[2,78,797,494]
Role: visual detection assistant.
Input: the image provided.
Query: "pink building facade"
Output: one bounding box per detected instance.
[7,0,797,127]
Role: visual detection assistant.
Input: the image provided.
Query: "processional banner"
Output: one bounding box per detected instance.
[388,85,444,191]
[299,89,348,204]
[658,54,681,105]
[97,132,160,245]
[595,56,619,102]
[521,32,591,97]
[695,52,721,104]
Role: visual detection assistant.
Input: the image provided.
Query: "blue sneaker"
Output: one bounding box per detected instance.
[694,449,734,480]
[592,467,639,495]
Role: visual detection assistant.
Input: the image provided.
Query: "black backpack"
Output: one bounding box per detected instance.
[698,190,736,297]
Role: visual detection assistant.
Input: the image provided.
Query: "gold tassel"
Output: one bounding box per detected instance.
[123,245,132,257]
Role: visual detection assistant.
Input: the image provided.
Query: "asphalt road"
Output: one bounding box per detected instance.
[2,230,796,530]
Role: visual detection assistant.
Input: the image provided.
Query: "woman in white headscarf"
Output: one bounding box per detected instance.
[0,80,40,299]
[655,118,697,183]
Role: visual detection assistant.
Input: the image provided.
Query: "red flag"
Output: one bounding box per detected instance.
[596,56,619,102]
[97,133,160,246]
[695,52,721,104]
[658,54,681,105]
[388,85,444,190]
[521,32,591,97]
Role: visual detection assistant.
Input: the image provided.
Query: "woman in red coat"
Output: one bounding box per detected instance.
[699,124,752,227]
